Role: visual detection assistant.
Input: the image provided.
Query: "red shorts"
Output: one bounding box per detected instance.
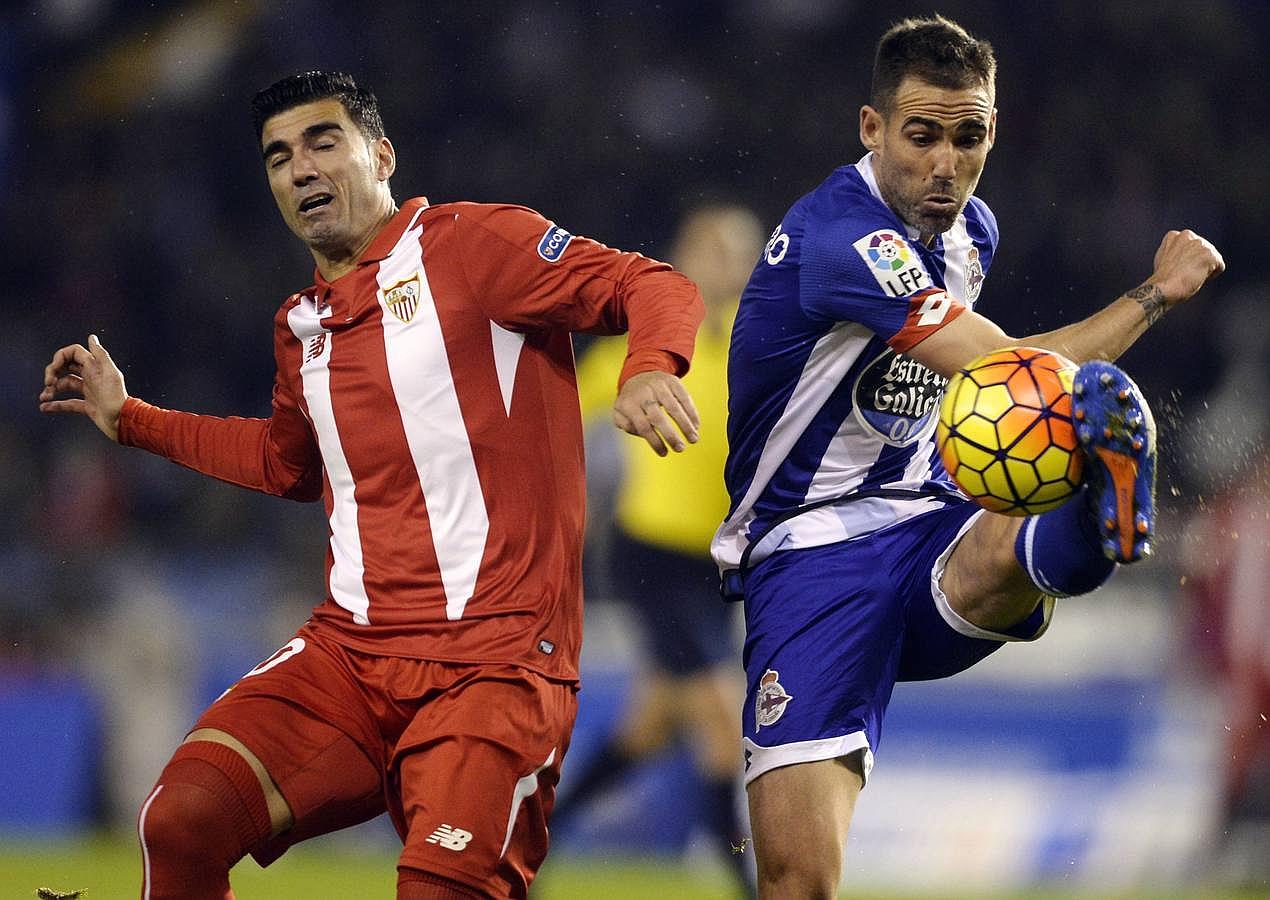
[194,621,578,898]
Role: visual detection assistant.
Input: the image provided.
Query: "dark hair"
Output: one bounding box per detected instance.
[251,71,386,141]
[870,16,996,113]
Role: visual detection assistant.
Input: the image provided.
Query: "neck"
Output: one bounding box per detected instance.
[313,201,399,281]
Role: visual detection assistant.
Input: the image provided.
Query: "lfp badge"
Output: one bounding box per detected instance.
[866,231,910,271]
[853,228,932,297]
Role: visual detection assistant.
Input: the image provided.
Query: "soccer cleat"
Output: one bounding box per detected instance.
[1071,360,1157,562]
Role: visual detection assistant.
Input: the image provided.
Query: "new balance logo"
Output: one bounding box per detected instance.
[425,823,474,851]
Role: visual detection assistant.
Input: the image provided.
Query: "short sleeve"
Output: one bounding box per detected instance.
[799,214,966,352]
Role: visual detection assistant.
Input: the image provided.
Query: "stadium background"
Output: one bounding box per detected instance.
[2,0,1268,896]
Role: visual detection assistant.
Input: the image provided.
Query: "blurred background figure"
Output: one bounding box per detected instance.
[563,204,765,897]
[1178,286,1270,887]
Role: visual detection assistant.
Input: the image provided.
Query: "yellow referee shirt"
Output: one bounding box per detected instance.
[575,317,733,557]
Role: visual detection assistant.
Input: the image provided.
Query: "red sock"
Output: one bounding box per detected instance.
[137,740,274,900]
[397,868,483,899]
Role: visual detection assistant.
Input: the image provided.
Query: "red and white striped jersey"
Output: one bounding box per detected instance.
[119,198,704,681]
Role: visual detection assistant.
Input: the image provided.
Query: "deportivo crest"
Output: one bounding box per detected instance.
[852,229,931,298]
[755,669,793,728]
[382,274,421,323]
[537,225,574,263]
[965,246,985,302]
[852,347,946,446]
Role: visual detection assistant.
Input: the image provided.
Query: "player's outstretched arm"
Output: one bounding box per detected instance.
[908,229,1225,376]
[612,370,701,457]
[1021,228,1225,362]
[39,334,127,442]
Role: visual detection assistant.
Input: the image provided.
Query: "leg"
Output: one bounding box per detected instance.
[614,672,679,754]
[683,664,747,779]
[140,627,389,898]
[551,672,673,820]
[393,663,576,899]
[681,665,753,896]
[138,737,276,900]
[940,511,1043,631]
[183,728,292,835]
[942,359,1160,631]
[738,542,904,884]
[746,755,865,899]
[941,359,1159,632]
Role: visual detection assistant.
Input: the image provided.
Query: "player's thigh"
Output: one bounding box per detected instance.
[741,541,905,783]
[895,505,1051,681]
[393,665,578,899]
[194,629,387,863]
[746,755,864,895]
[940,508,1041,626]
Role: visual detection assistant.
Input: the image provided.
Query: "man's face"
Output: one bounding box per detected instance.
[860,75,995,242]
[260,98,395,257]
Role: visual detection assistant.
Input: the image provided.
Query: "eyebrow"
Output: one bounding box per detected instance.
[262,121,344,160]
[902,115,988,133]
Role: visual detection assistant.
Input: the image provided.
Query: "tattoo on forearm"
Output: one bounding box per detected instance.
[1126,284,1166,325]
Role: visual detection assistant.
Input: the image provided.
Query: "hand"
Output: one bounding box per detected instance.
[1147,229,1225,307]
[611,370,701,456]
[39,334,128,441]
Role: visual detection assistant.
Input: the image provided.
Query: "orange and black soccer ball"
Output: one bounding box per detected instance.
[936,347,1083,515]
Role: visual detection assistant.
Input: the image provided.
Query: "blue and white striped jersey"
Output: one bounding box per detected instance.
[712,153,998,572]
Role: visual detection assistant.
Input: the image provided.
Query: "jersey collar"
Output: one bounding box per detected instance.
[311,197,430,291]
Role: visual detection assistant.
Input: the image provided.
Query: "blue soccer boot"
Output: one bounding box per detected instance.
[1071,360,1157,562]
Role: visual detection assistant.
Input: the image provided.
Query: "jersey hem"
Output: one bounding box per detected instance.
[305,618,581,686]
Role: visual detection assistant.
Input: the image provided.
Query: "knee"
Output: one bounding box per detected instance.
[755,843,841,900]
[138,781,227,862]
[137,740,274,867]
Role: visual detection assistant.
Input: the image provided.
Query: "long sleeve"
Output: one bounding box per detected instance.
[451,203,705,386]
[117,366,322,502]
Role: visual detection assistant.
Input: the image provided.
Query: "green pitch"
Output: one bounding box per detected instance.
[0,834,740,900]
[1,833,1266,899]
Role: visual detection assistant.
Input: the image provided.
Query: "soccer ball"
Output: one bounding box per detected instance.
[936,347,1084,515]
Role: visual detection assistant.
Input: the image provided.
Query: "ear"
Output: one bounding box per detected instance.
[859,104,883,152]
[986,107,998,151]
[374,137,397,181]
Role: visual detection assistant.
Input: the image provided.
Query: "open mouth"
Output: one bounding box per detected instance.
[298,193,334,214]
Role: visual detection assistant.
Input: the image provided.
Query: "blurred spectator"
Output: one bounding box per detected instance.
[564,204,764,896]
[1179,287,1270,885]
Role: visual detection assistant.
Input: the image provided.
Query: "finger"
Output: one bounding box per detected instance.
[89,333,113,362]
[630,395,685,450]
[670,381,701,434]
[39,374,85,402]
[643,427,669,457]
[630,415,669,456]
[39,398,87,416]
[656,385,700,443]
[43,345,89,385]
[614,404,670,455]
[644,398,693,451]
[646,406,687,453]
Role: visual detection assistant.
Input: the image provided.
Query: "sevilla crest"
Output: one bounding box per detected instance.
[383,274,422,323]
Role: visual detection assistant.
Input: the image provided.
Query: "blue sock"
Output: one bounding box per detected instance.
[1014,489,1117,597]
